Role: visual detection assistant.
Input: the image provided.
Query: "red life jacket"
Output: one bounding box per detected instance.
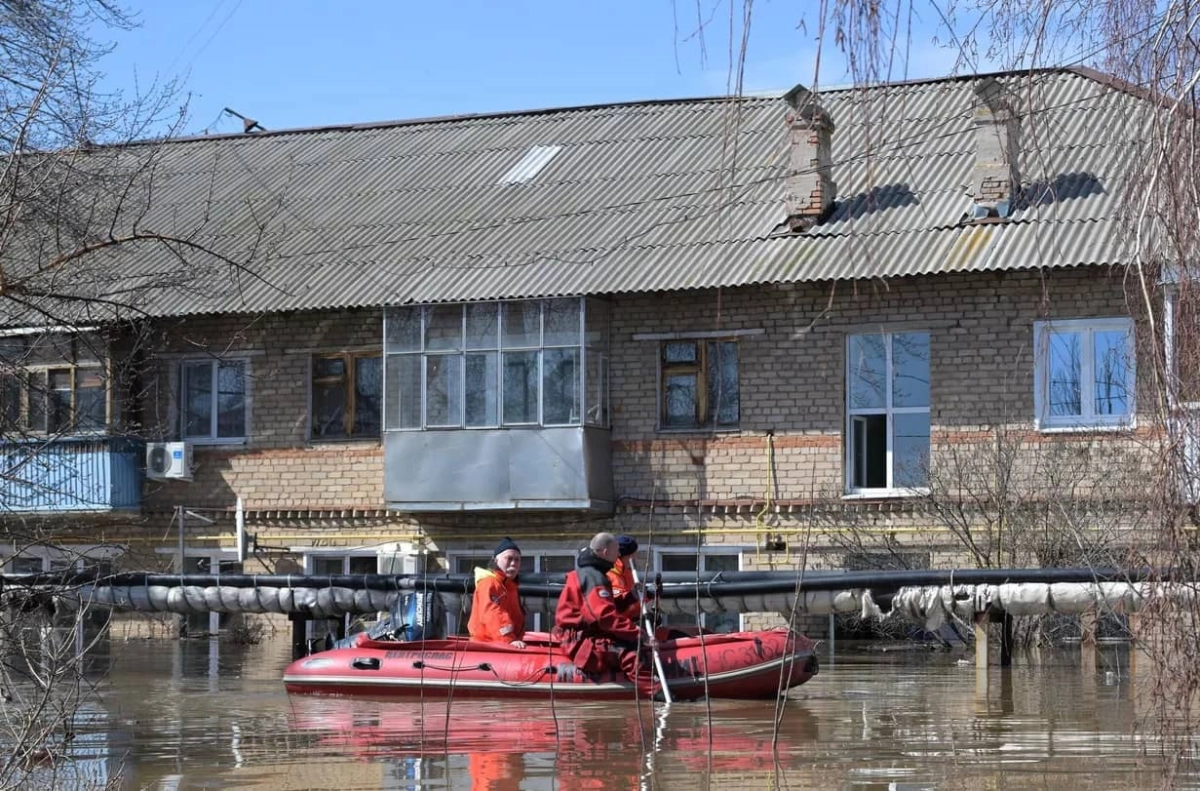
[552,549,640,673]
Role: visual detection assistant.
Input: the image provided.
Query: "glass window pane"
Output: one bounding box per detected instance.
[313,357,345,379]
[850,414,888,489]
[465,352,499,427]
[540,555,575,574]
[848,335,887,410]
[661,554,697,573]
[312,556,345,576]
[10,556,43,573]
[502,301,541,349]
[502,350,539,424]
[312,380,345,437]
[385,355,422,429]
[74,368,106,431]
[707,341,739,426]
[1094,329,1130,416]
[348,556,377,574]
[47,369,71,433]
[892,333,930,408]
[664,373,697,427]
[703,553,738,573]
[425,305,463,352]
[543,298,581,347]
[426,356,462,427]
[1048,331,1082,417]
[216,361,246,438]
[893,412,931,488]
[353,356,382,436]
[465,303,499,350]
[27,371,45,432]
[543,348,580,425]
[182,362,213,438]
[664,341,698,364]
[586,352,609,427]
[455,557,493,586]
[1,372,20,429]
[311,357,347,438]
[385,307,422,352]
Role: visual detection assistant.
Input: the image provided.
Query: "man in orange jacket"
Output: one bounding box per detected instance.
[468,537,527,649]
[606,535,640,620]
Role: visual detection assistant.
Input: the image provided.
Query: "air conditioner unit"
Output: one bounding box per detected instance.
[146,441,193,481]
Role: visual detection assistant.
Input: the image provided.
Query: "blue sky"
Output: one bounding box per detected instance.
[97,2,972,135]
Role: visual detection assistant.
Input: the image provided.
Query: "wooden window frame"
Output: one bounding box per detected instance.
[2,363,110,436]
[658,339,739,431]
[310,352,382,441]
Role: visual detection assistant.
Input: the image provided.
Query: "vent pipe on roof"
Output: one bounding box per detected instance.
[969,78,1019,218]
[783,85,837,232]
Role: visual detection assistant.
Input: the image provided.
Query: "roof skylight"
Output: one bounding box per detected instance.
[498,144,562,185]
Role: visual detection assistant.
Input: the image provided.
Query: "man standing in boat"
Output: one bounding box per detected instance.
[607,535,641,620]
[468,537,527,649]
[553,532,652,682]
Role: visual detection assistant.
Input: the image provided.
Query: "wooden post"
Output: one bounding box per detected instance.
[1000,611,1014,667]
[290,613,308,658]
[1080,609,1097,676]
[974,610,990,699]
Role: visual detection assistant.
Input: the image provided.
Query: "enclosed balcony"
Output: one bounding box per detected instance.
[0,437,143,512]
[383,298,613,512]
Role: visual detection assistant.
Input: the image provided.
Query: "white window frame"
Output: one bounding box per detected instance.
[844,331,931,496]
[179,358,251,445]
[1034,318,1135,431]
[383,298,607,431]
[651,548,744,633]
[2,543,123,572]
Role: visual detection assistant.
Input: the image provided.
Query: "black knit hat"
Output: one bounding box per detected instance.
[617,535,639,557]
[493,536,521,557]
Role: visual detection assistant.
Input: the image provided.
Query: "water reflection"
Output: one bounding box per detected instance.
[286,695,818,789]
[37,638,1184,789]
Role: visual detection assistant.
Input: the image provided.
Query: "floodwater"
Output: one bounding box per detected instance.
[26,636,1192,790]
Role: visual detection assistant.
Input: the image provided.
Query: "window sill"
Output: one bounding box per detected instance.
[842,488,930,500]
[655,427,741,435]
[183,437,248,447]
[308,436,382,446]
[1035,420,1135,434]
[384,424,591,432]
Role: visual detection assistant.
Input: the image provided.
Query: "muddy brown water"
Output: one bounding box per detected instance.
[22,637,1186,789]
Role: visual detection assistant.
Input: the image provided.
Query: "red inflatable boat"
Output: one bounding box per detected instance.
[283,627,818,701]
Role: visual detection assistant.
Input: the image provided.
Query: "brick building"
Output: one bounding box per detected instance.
[0,67,1179,637]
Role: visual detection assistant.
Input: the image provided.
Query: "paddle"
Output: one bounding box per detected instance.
[631,566,672,703]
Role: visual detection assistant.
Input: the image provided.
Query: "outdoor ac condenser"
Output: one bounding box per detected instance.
[145,441,194,481]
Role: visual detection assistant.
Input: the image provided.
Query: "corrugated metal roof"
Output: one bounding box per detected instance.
[8,67,1153,319]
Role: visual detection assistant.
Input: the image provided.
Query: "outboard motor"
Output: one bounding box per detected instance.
[396,590,445,640]
[332,591,446,649]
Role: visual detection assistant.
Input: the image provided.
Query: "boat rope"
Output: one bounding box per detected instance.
[484,665,556,688]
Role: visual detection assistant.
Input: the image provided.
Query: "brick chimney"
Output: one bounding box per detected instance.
[783,85,836,232]
[969,77,1020,218]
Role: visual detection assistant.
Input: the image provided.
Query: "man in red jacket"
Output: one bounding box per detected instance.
[468,537,527,648]
[553,532,652,680]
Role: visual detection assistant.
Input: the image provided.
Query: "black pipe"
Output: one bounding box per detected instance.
[0,566,1168,598]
